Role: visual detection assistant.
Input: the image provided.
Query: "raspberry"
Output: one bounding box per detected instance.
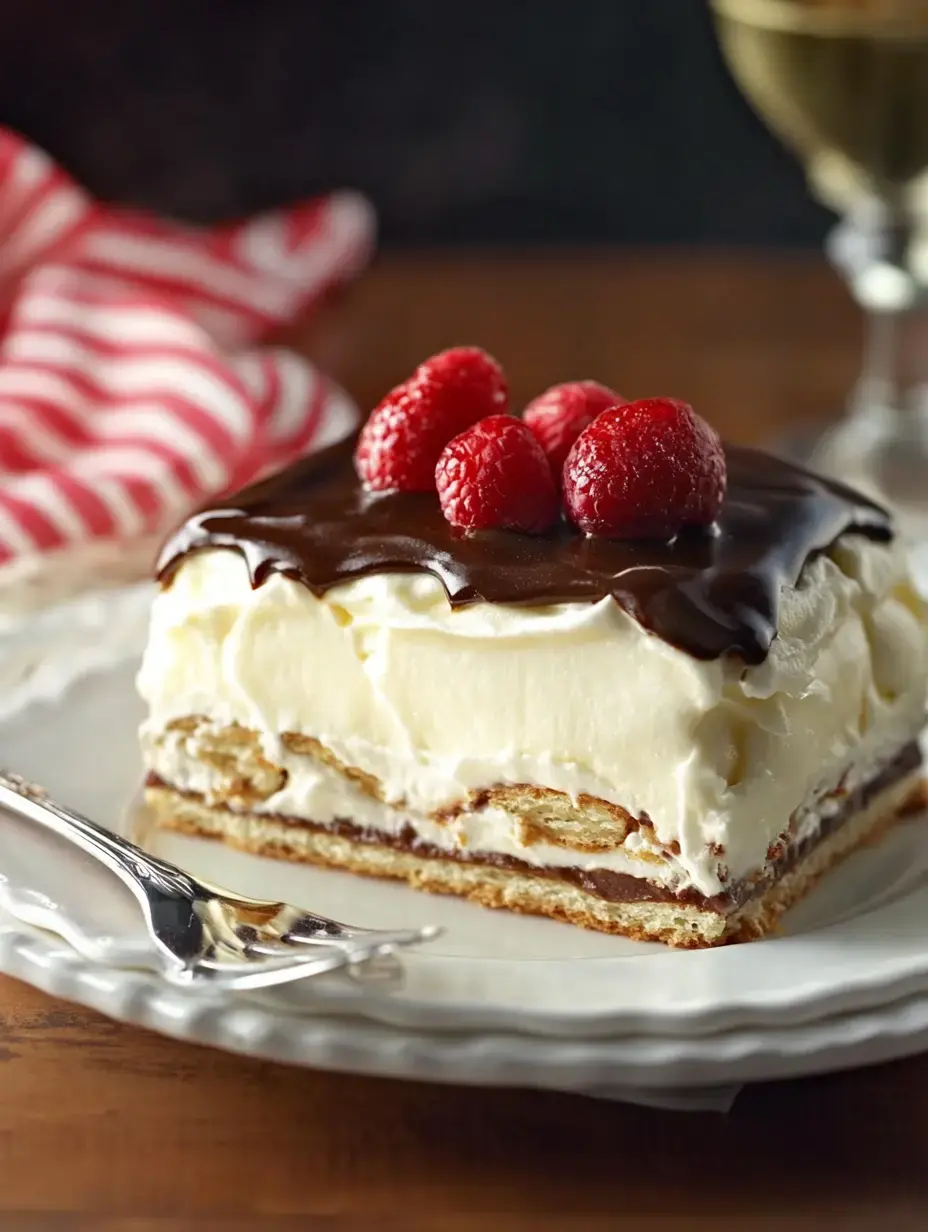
[415,345,508,419]
[435,415,560,533]
[523,380,624,479]
[354,378,445,492]
[562,398,726,539]
[355,347,507,492]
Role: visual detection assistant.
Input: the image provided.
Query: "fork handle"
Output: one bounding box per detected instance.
[0,771,198,903]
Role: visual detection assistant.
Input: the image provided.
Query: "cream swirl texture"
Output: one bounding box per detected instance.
[138,537,926,897]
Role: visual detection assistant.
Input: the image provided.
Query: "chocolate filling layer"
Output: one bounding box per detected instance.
[156,435,892,664]
[147,739,921,916]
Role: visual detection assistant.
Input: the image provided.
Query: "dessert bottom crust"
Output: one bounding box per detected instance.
[143,768,923,948]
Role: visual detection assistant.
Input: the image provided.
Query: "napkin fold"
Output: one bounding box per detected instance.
[0,127,374,569]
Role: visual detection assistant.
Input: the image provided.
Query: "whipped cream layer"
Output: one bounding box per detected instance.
[138,537,927,898]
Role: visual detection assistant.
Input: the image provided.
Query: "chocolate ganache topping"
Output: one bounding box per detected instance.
[156,434,893,664]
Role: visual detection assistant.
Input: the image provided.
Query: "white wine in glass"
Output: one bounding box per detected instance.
[711,0,928,535]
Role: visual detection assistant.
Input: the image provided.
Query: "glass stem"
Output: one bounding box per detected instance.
[852,208,926,427]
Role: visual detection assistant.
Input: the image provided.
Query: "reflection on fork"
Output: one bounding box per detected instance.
[0,770,440,992]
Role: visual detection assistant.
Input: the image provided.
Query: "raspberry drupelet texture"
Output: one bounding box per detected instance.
[435,414,560,533]
[354,347,507,492]
[523,380,625,479]
[562,397,727,539]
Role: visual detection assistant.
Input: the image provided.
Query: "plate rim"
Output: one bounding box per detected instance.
[4,912,928,1090]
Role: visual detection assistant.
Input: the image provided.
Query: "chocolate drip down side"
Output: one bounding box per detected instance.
[156,435,893,663]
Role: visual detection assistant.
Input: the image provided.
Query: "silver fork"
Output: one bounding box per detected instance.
[0,771,440,991]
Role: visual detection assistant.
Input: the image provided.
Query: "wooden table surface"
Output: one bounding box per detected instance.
[2,252,926,1231]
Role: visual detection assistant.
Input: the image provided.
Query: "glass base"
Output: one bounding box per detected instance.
[774,408,928,594]
[779,407,928,505]
[775,418,844,468]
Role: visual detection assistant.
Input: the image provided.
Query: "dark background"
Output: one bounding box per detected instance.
[0,0,832,247]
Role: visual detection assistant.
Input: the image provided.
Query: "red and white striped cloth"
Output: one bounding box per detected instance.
[0,128,375,568]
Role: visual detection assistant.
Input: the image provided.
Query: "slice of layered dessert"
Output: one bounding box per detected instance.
[138,348,927,947]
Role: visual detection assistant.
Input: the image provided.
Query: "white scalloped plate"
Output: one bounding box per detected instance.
[5,909,928,1092]
[1,583,928,1083]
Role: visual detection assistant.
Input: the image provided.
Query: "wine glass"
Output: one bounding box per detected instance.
[710,0,928,539]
